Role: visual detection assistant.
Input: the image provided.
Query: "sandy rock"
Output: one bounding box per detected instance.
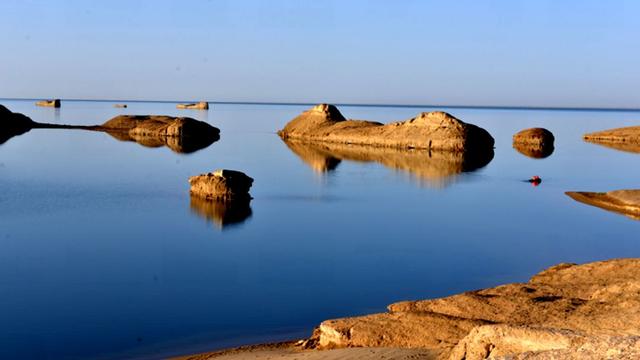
[282,138,493,187]
[308,258,640,359]
[35,99,61,108]
[113,104,128,108]
[583,126,640,153]
[512,128,555,158]
[566,190,640,220]
[177,101,209,110]
[189,169,254,201]
[278,104,494,152]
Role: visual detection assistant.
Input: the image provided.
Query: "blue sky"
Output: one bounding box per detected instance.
[1,0,638,107]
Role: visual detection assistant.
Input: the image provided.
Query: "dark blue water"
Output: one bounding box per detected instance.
[1,99,639,359]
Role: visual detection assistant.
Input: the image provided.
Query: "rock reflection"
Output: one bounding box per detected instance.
[513,142,555,159]
[282,139,494,187]
[566,190,640,221]
[103,129,219,154]
[190,195,253,229]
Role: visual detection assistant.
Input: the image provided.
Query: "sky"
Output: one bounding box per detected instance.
[1,0,639,108]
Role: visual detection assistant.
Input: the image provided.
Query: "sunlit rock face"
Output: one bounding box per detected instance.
[278,104,495,152]
[512,128,555,159]
[189,169,254,201]
[566,189,640,220]
[35,99,61,108]
[305,258,640,359]
[281,138,493,188]
[0,104,36,145]
[583,126,640,153]
[177,101,209,110]
[189,195,252,229]
[98,115,220,153]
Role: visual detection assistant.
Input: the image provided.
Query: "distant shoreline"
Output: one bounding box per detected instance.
[2,97,640,113]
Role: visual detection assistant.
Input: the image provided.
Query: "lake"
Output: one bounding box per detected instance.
[1,99,639,359]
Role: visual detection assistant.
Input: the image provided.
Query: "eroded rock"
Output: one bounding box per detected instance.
[35,99,61,108]
[583,126,640,153]
[278,104,494,152]
[566,190,640,220]
[189,169,254,201]
[513,128,555,158]
[177,101,209,110]
[307,258,640,359]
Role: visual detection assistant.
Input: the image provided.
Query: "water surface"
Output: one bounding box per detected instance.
[1,100,639,359]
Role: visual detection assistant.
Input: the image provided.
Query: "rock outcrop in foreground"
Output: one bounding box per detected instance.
[566,189,640,220]
[282,138,493,187]
[512,128,555,158]
[0,104,37,144]
[35,99,61,108]
[177,101,209,110]
[278,104,494,152]
[305,258,640,359]
[583,126,640,153]
[189,169,254,201]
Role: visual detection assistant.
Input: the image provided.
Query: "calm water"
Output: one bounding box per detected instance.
[1,99,639,359]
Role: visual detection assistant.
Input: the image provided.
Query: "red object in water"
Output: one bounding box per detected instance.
[529,175,542,186]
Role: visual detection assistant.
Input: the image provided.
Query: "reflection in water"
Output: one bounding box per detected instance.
[282,139,494,187]
[583,140,640,154]
[566,190,640,221]
[0,126,31,145]
[513,143,555,159]
[103,129,219,154]
[190,195,253,229]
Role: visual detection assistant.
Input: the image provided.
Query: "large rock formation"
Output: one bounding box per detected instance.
[278,104,494,152]
[282,138,493,187]
[512,128,555,159]
[566,190,640,220]
[304,258,640,359]
[177,101,209,110]
[583,126,640,153]
[0,104,37,144]
[189,169,254,201]
[35,99,61,108]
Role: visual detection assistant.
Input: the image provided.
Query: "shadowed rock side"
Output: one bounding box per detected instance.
[177,101,209,110]
[189,169,254,201]
[278,104,495,152]
[282,138,493,187]
[97,115,220,153]
[566,190,640,220]
[36,99,61,107]
[303,258,640,359]
[583,126,640,153]
[190,195,252,229]
[0,104,36,144]
[512,128,555,159]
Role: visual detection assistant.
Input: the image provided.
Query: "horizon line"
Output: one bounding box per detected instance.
[2,96,640,113]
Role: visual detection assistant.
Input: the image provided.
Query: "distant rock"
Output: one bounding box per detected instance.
[35,99,61,108]
[306,258,640,359]
[113,104,128,108]
[278,104,494,152]
[0,104,36,144]
[583,126,640,153]
[566,189,640,220]
[177,101,209,110]
[282,138,493,187]
[513,128,555,158]
[189,169,253,201]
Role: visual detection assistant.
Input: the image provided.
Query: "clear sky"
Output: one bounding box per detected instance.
[1,0,639,108]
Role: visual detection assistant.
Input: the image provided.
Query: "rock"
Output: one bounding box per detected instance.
[0,104,37,144]
[282,138,493,187]
[512,128,555,158]
[190,195,252,229]
[113,104,128,108]
[98,115,220,153]
[177,101,209,110]
[278,104,494,152]
[566,190,640,220]
[583,126,640,153]
[35,99,61,108]
[189,169,254,201]
[307,258,640,359]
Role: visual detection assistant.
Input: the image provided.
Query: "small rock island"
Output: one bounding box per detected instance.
[583,126,640,153]
[177,101,209,110]
[512,127,555,158]
[278,104,495,152]
[189,169,253,201]
[35,99,61,108]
